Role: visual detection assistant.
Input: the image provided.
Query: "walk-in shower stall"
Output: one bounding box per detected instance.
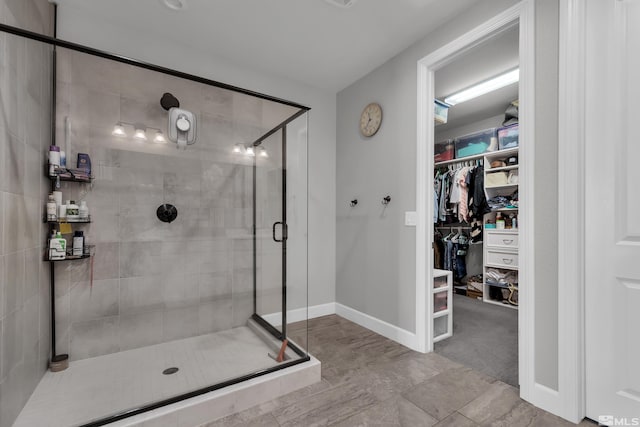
[1,21,309,427]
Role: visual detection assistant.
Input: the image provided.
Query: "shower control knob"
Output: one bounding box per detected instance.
[176,115,190,132]
[157,203,178,223]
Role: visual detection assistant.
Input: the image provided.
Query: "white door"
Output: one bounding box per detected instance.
[585,0,640,422]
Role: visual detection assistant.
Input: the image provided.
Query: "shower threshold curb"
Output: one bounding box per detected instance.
[108,355,321,427]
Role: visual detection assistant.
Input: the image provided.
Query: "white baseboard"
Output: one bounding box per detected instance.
[262,302,418,351]
[261,302,336,326]
[335,303,418,350]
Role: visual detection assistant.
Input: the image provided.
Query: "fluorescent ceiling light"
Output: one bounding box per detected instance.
[444,68,519,106]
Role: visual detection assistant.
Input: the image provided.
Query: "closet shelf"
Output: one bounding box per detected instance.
[434,151,486,166]
[491,207,519,212]
[486,165,518,172]
[483,147,519,160]
[484,280,516,289]
[485,183,518,190]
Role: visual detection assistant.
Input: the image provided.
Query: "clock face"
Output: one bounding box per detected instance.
[360,102,383,137]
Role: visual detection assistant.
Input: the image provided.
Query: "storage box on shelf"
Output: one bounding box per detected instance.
[432,269,453,342]
[434,139,455,162]
[454,128,497,158]
[434,99,450,125]
[497,123,519,149]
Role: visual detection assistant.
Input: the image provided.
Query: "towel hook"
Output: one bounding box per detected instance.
[382,195,391,205]
[350,199,358,207]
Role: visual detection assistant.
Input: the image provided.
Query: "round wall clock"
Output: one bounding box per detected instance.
[360,102,383,137]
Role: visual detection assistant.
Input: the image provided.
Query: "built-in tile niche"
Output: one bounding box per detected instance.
[53,47,298,361]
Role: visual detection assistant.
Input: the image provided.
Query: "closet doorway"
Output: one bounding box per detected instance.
[416,1,535,401]
[432,24,520,386]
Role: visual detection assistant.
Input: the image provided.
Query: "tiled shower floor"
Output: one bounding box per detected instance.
[14,326,289,427]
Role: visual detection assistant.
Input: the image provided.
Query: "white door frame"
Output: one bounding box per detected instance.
[415,1,531,353]
[415,0,583,422]
[557,0,586,423]
[416,0,582,421]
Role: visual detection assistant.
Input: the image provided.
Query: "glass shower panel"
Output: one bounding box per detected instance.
[254,130,285,330]
[283,113,309,354]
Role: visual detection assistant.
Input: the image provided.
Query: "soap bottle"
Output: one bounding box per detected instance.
[49,231,66,260]
[66,200,79,220]
[72,230,84,256]
[46,194,57,221]
[79,200,89,220]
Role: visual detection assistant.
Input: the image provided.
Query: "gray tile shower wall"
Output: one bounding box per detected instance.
[0,1,55,427]
[53,48,294,362]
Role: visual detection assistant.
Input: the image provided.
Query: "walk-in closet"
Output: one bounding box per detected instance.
[431,24,520,387]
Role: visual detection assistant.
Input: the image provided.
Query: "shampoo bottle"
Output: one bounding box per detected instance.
[72,230,84,256]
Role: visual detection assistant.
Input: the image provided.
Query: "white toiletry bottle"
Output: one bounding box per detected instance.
[58,203,66,220]
[49,231,66,260]
[66,200,79,220]
[79,200,89,220]
[46,194,57,221]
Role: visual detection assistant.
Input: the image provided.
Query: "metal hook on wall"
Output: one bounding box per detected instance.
[350,199,358,207]
[382,195,391,205]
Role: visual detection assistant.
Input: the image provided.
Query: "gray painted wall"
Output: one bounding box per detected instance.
[0,1,54,426]
[55,8,337,312]
[336,0,560,390]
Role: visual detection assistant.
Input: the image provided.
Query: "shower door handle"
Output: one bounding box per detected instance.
[272,222,287,242]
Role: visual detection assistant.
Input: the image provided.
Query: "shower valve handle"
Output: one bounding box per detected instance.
[272,222,287,242]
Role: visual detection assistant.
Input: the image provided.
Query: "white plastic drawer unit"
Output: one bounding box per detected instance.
[485,231,519,249]
[486,249,519,269]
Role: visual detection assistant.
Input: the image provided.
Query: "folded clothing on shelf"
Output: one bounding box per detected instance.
[485,268,518,287]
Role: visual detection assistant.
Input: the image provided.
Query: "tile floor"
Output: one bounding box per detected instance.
[14,326,297,427]
[208,315,596,427]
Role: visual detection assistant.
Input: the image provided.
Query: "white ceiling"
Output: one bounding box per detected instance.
[435,24,519,134]
[53,0,482,92]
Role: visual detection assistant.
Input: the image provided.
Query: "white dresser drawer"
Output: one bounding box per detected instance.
[486,250,519,269]
[486,231,519,249]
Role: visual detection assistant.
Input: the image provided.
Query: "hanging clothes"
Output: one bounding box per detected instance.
[457,167,470,223]
[469,166,490,219]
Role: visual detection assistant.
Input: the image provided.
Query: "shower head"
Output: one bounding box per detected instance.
[160,93,180,111]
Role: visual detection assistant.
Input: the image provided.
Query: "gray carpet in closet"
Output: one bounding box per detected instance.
[434,293,519,387]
